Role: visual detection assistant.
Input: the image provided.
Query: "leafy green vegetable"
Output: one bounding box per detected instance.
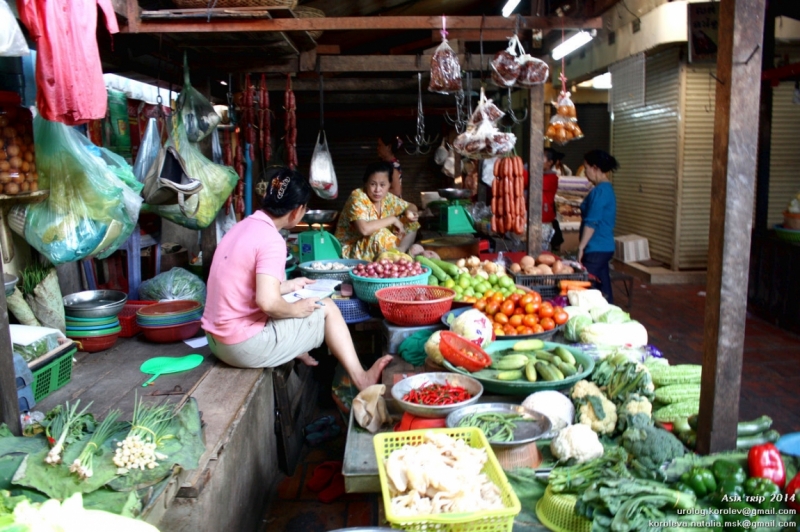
[138,267,206,304]
[19,262,52,298]
[548,446,631,493]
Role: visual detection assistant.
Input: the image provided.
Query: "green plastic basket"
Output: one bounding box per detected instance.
[31,347,76,402]
[774,224,800,243]
[535,485,592,532]
[348,267,431,305]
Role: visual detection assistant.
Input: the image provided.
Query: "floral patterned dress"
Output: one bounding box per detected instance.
[335,188,420,261]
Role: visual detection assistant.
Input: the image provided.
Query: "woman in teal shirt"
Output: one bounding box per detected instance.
[578,150,619,303]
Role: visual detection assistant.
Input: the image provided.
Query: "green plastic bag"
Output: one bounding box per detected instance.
[9,116,141,265]
[143,115,238,230]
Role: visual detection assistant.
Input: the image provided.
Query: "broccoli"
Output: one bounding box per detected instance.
[617,394,653,432]
[621,414,685,479]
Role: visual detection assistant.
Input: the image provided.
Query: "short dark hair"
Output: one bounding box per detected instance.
[583,150,619,173]
[260,167,313,217]
[544,148,565,162]
[363,161,395,184]
[379,135,402,155]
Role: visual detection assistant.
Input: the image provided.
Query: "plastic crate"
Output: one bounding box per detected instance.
[375,285,455,326]
[118,300,159,338]
[373,427,521,532]
[348,268,431,305]
[31,347,76,402]
[511,271,588,290]
[332,298,372,324]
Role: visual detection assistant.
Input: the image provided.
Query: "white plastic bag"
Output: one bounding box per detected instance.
[132,118,162,184]
[433,138,448,166]
[309,130,338,200]
[0,0,30,57]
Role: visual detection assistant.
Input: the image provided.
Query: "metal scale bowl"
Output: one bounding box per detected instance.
[437,188,476,235]
[297,210,342,263]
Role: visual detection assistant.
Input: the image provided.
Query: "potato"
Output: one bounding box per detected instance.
[523,265,541,275]
[19,181,29,193]
[552,260,563,274]
[520,255,536,269]
[536,253,557,266]
[29,181,38,192]
[408,243,425,257]
[510,263,522,274]
[4,182,19,195]
[560,265,574,274]
[537,264,553,275]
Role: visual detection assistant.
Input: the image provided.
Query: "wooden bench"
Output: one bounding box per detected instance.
[610,269,634,309]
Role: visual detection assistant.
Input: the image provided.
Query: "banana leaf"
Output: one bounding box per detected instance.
[83,488,140,518]
[0,432,48,491]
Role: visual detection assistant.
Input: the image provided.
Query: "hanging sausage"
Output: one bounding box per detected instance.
[284,74,297,169]
[259,74,271,162]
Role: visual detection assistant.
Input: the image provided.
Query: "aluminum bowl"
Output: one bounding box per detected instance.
[4,274,18,297]
[63,290,127,318]
[437,188,473,200]
[391,372,483,419]
[445,403,552,446]
[302,210,339,224]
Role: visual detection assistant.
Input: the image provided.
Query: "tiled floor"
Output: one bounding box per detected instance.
[262,283,800,531]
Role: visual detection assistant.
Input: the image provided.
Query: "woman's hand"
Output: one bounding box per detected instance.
[391,216,405,234]
[404,210,418,222]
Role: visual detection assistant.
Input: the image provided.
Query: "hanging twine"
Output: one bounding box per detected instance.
[441,14,448,39]
[560,18,568,95]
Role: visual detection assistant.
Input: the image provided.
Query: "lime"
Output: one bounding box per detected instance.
[458,276,471,289]
[444,278,456,289]
[464,288,475,297]
[459,273,472,284]
[470,276,483,287]
[453,285,464,295]
[454,293,464,302]
[515,288,526,295]
[478,282,492,294]
[498,275,514,289]
[488,273,499,285]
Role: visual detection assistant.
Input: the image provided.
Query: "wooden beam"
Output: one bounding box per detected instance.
[755,2,777,235]
[696,0,766,455]
[119,15,603,34]
[432,29,522,42]
[527,85,545,254]
[316,44,340,55]
[0,259,20,436]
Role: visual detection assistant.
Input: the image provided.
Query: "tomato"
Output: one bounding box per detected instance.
[491,292,505,304]
[474,299,487,312]
[516,325,528,333]
[532,323,544,333]
[485,289,495,299]
[530,292,543,305]
[486,301,500,316]
[509,314,523,327]
[520,327,534,335]
[523,314,538,327]
[540,317,555,331]
[539,302,554,319]
[519,294,535,307]
[503,324,517,335]
[494,312,509,325]
[501,300,516,317]
[494,327,505,336]
[514,307,525,316]
[553,310,569,326]
[524,302,540,315]
[509,293,521,303]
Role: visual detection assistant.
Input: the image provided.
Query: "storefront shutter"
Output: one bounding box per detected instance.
[768,83,800,227]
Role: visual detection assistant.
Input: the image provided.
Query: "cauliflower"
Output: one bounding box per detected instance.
[570,380,617,435]
[617,394,653,432]
[424,331,444,365]
[550,424,604,463]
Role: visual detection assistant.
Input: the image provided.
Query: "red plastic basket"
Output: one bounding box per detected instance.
[71,332,119,353]
[438,331,492,373]
[374,285,455,326]
[118,300,159,338]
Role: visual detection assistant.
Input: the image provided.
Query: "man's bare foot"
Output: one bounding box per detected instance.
[297,353,319,367]
[353,354,393,391]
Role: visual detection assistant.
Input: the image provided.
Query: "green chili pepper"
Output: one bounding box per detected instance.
[712,458,747,485]
[681,467,717,498]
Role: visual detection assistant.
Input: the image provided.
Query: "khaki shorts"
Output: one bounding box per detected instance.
[206,308,326,368]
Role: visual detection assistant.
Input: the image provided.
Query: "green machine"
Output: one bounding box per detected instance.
[296,210,342,263]
[437,188,476,235]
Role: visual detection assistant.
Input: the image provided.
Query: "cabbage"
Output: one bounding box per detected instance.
[424,331,444,365]
[138,267,206,303]
[450,309,493,348]
[563,306,590,319]
[596,307,630,324]
[589,304,621,322]
[521,391,574,433]
[579,321,648,347]
[565,314,592,342]
[567,289,609,309]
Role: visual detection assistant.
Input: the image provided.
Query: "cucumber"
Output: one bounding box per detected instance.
[535,361,564,381]
[736,429,780,450]
[524,360,538,382]
[513,339,545,352]
[553,346,576,366]
[533,350,557,364]
[491,354,529,371]
[496,370,524,381]
[553,359,577,377]
[429,258,461,278]
[415,257,447,282]
[737,415,772,437]
[428,275,439,286]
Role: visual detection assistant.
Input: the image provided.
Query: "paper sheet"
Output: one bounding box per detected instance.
[282,278,340,303]
[184,336,208,348]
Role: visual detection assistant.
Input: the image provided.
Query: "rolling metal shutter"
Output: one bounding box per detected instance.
[768,83,800,227]
[677,61,716,270]
[611,48,681,267]
[558,104,611,174]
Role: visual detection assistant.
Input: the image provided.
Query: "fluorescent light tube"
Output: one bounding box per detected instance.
[552,31,594,60]
[502,0,521,18]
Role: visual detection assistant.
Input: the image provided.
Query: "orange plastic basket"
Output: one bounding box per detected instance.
[374,285,455,326]
[439,331,492,372]
[118,300,159,338]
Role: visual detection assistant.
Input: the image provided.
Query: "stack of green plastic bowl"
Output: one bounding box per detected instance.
[65,315,122,352]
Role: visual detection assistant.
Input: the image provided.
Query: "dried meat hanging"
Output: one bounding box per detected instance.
[284,74,297,169]
[545,23,584,145]
[429,15,462,94]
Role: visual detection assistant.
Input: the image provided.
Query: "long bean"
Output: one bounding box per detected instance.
[457,412,532,443]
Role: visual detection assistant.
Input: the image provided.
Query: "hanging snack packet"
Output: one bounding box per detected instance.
[545,115,583,145]
[468,88,504,126]
[556,91,578,120]
[491,35,522,88]
[517,54,550,87]
[429,36,462,94]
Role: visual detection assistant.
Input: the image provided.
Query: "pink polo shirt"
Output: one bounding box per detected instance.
[201,211,286,345]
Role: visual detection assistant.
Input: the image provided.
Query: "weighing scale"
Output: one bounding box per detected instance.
[437,188,476,235]
[296,210,342,263]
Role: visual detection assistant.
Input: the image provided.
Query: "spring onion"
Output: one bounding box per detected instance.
[113,398,174,473]
[70,409,122,480]
[44,400,93,465]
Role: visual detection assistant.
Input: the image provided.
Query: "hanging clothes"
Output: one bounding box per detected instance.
[17,0,119,125]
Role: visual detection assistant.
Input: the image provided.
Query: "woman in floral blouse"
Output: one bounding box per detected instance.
[335,161,420,261]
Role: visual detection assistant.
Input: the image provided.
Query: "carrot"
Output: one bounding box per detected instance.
[559,280,592,289]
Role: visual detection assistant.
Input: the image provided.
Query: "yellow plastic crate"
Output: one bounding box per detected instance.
[373,427,521,532]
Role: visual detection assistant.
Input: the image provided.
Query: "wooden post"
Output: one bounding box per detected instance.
[0,259,21,436]
[754,2,776,235]
[527,85,544,254]
[696,0,766,454]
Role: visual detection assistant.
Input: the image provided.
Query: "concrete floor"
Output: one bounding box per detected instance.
[262,282,800,531]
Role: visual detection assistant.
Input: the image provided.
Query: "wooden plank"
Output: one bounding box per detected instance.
[755,2,777,234]
[0,260,19,436]
[432,29,523,42]
[316,44,340,55]
[697,0,766,455]
[120,15,603,34]
[527,85,545,254]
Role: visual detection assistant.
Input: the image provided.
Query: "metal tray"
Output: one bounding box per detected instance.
[445,403,552,446]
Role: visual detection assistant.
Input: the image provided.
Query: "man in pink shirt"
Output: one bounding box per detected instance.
[201,168,391,391]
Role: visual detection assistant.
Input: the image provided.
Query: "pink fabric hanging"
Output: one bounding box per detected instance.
[17,0,119,126]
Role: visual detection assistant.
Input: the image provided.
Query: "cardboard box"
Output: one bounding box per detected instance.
[614,234,650,263]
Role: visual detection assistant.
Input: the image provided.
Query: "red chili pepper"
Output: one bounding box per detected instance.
[786,472,800,512]
[748,442,786,489]
[402,382,471,406]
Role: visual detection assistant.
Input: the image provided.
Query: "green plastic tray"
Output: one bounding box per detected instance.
[65,325,122,338]
[442,339,594,395]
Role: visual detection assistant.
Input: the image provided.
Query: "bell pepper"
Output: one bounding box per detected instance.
[744,476,781,510]
[786,471,800,512]
[747,442,785,488]
[681,466,718,498]
[712,458,747,485]
[710,478,746,506]
[671,481,698,498]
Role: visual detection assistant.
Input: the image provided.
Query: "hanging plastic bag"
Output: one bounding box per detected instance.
[9,115,140,265]
[491,35,522,88]
[429,30,462,94]
[453,88,515,160]
[468,89,504,126]
[176,53,220,142]
[555,91,578,121]
[133,117,162,184]
[517,55,550,87]
[309,130,338,200]
[433,138,448,166]
[143,115,238,230]
[545,115,583,145]
[0,0,30,57]
[139,267,206,304]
